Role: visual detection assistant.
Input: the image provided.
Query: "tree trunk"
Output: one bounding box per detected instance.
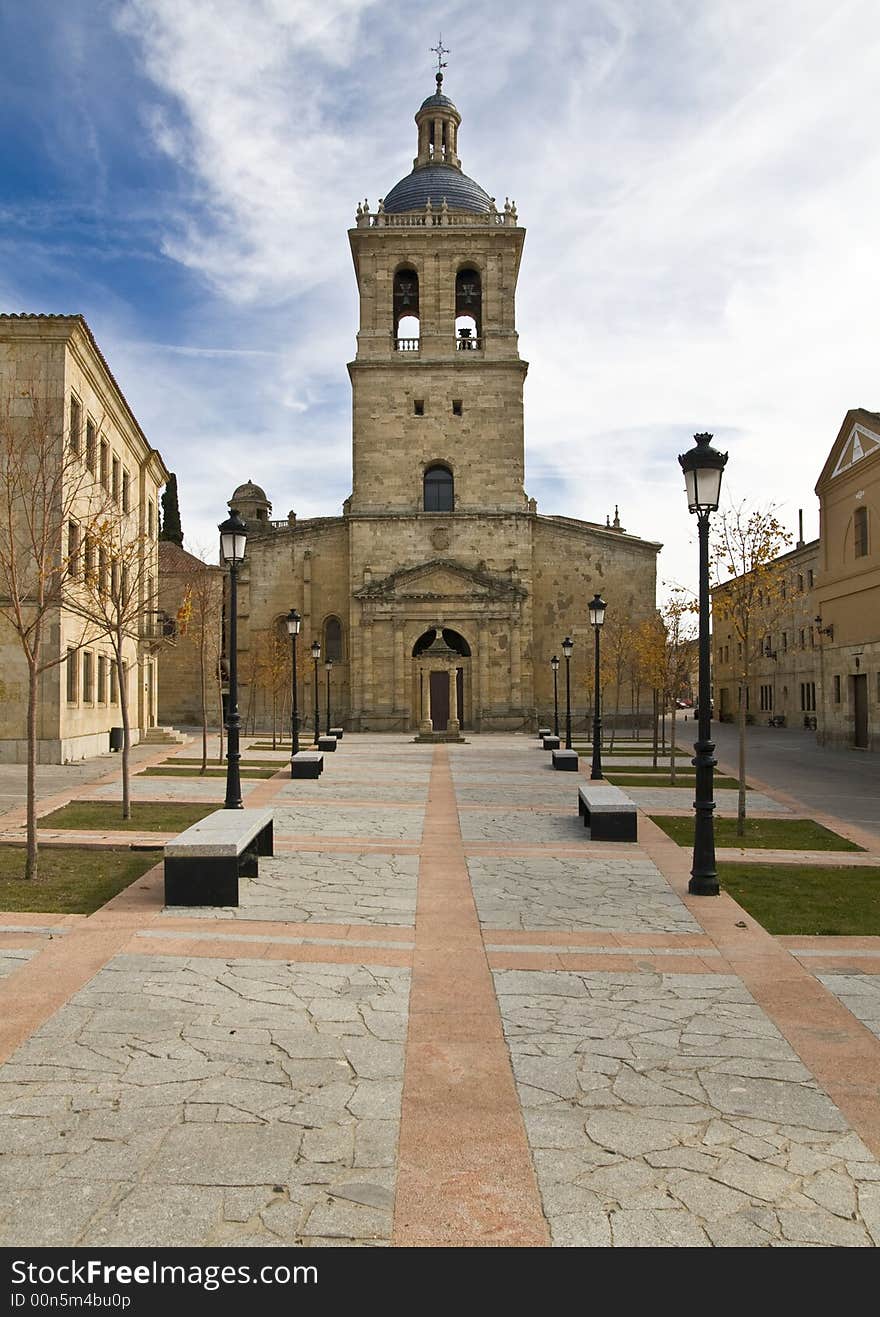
[25,655,39,881]
[117,650,131,820]
[652,689,659,768]
[217,657,224,764]
[271,688,277,750]
[737,683,747,836]
[199,636,208,775]
[670,704,677,785]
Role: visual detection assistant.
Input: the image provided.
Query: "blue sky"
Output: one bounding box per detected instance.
[2,0,879,593]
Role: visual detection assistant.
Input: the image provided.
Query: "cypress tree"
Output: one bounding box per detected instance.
[159,473,184,546]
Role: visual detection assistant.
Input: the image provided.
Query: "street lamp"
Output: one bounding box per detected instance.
[588,593,607,780]
[562,636,573,750]
[325,657,333,735]
[311,638,321,744]
[218,510,248,809]
[286,608,301,769]
[678,431,728,895]
[551,655,560,738]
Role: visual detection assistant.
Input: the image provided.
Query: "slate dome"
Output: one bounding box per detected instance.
[382,165,492,215]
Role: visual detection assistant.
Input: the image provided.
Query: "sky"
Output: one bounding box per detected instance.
[2,0,879,602]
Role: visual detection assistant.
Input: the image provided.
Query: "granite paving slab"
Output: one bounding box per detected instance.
[455,785,580,807]
[468,857,700,933]
[817,975,880,1044]
[0,954,410,1246]
[458,810,589,843]
[0,950,36,981]
[163,852,420,926]
[275,781,430,803]
[626,787,790,815]
[495,969,880,1247]
[274,805,424,842]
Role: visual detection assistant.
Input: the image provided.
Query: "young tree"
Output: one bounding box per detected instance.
[159,474,184,546]
[633,615,667,768]
[0,386,108,878]
[659,591,697,784]
[252,628,291,749]
[164,548,224,773]
[711,503,792,833]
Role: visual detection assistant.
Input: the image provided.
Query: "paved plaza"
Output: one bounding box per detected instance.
[0,732,879,1246]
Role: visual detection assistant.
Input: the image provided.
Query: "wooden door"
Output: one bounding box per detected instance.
[853,674,868,748]
[456,667,464,727]
[430,671,449,730]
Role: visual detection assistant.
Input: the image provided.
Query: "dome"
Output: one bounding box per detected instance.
[230,479,268,504]
[383,164,492,214]
[419,92,458,112]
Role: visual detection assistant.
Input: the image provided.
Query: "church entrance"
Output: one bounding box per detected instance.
[429,671,449,730]
[412,628,471,730]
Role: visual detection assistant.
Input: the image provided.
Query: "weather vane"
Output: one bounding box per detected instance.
[431,35,449,85]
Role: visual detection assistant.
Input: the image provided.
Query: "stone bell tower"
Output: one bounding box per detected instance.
[347,70,528,515]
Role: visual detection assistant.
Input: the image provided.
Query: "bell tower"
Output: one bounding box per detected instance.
[347,72,528,515]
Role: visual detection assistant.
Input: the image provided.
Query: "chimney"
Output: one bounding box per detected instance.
[797,509,804,549]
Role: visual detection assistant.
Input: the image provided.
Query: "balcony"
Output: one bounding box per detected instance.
[395,338,420,352]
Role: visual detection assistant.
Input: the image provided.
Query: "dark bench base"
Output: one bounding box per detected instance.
[578,794,637,842]
[317,735,338,752]
[542,735,561,750]
[329,727,344,740]
[292,752,324,778]
[537,727,552,740]
[552,749,579,771]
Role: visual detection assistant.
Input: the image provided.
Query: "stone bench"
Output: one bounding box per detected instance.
[578,783,637,841]
[292,751,324,779]
[317,735,338,752]
[552,749,579,771]
[329,727,344,740]
[537,727,551,740]
[164,808,274,907]
[542,734,561,750]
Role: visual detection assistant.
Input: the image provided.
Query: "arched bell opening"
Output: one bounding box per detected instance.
[455,266,482,348]
[393,266,420,350]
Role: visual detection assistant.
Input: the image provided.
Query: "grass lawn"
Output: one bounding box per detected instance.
[141,766,278,779]
[720,863,880,935]
[572,745,690,757]
[0,847,159,914]
[166,757,286,769]
[606,774,742,789]
[38,801,217,832]
[649,815,864,852]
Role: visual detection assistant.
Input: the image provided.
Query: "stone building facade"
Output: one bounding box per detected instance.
[157,541,225,731]
[0,314,168,762]
[232,77,660,734]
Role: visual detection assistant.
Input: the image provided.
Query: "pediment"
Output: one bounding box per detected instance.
[354,557,526,602]
[816,410,880,492]
[831,424,880,478]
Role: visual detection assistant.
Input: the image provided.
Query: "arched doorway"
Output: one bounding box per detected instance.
[412,627,471,731]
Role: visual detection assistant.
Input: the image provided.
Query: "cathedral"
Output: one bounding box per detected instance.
[225,72,660,735]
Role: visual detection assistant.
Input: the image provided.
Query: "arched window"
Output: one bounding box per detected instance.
[455,267,481,347]
[394,267,419,349]
[324,616,343,661]
[424,464,454,513]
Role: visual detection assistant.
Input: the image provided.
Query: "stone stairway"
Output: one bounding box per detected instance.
[141,725,188,746]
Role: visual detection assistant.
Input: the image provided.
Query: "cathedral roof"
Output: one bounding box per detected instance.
[383,165,492,214]
[230,479,269,504]
[419,92,457,111]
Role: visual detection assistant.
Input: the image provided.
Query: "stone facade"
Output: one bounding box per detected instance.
[814,409,880,751]
[157,542,225,729]
[0,314,168,762]
[231,80,660,733]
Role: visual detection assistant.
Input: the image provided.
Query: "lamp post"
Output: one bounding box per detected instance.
[588,593,607,780]
[551,655,560,738]
[286,608,301,770]
[562,636,573,750]
[218,510,248,809]
[678,431,728,895]
[325,658,333,735]
[311,638,321,744]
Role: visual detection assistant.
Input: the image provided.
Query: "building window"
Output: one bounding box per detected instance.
[83,534,95,583]
[854,506,869,558]
[148,500,155,538]
[99,438,109,489]
[833,675,841,703]
[760,684,773,711]
[413,399,425,417]
[424,464,454,512]
[97,655,107,704]
[110,661,118,705]
[86,419,97,473]
[807,569,814,588]
[66,649,78,703]
[393,266,419,346]
[324,616,343,661]
[69,395,81,453]
[452,399,463,417]
[82,651,93,702]
[800,681,816,712]
[122,469,131,513]
[67,521,80,578]
[112,456,120,503]
[782,632,788,652]
[799,629,805,649]
[797,574,804,592]
[98,546,108,595]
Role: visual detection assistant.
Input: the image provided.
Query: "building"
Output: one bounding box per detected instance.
[712,531,820,729]
[814,409,880,750]
[0,314,168,762]
[231,74,660,734]
[156,541,225,731]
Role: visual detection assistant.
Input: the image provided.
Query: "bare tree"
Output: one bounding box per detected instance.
[711,503,792,833]
[0,386,108,877]
[162,546,224,773]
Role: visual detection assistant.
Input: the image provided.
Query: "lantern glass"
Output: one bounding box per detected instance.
[562,636,573,659]
[588,594,607,628]
[286,608,301,636]
[218,512,248,565]
[325,658,333,672]
[550,655,559,672]
[311,640,321,661]
[679,432,727,513]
